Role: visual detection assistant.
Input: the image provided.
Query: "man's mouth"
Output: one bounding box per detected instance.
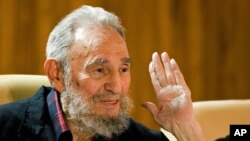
[100,100,119,106]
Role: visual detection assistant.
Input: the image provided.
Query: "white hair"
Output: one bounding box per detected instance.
[46,5,125,73]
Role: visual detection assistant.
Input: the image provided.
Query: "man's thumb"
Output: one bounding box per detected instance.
[141,102,158,119]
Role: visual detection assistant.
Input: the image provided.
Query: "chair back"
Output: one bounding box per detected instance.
[161,99,250,141]
[0,74,50,104]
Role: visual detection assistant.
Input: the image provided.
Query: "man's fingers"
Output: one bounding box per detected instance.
[161,52,176,85]
[152,52,168,87]
[170,59,189,93]
[149,61,161,92]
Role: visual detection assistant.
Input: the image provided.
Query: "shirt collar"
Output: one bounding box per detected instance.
[47,89,72,141]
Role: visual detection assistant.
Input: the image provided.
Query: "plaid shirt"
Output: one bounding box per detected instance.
[47,89,72,141]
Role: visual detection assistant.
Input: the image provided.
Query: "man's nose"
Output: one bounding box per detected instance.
[104,72,122,94]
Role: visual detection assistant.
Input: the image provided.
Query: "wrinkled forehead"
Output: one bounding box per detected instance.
[73,24,123,48]
[73,24,102,49]
[69,24,128,60]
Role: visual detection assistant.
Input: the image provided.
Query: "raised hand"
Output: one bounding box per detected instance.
[142,52,205,141]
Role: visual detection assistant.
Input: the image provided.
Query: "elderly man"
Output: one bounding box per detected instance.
[0,5,204,141]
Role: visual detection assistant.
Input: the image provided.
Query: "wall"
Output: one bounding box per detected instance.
[0,0,249,129]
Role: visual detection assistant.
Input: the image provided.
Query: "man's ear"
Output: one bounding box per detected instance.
[44,59,65,93]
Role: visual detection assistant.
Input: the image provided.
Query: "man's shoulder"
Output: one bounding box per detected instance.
[128,119,164,136]
[117,118,169,141]
[0,99,29,140]
[0,86,53,140]
[0,86,52,119]
[0,99,29,122]
[215,135,229,141]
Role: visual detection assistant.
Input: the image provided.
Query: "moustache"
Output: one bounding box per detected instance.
[93,90,123,103]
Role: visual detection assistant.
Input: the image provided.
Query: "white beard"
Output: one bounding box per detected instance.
[60,83,133,138]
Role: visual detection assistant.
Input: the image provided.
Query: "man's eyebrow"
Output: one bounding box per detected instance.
[86,57,132,68]
[121,57,132,64]
[87,58,108,66]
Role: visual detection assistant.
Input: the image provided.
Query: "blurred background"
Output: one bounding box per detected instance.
[0,0,249,129]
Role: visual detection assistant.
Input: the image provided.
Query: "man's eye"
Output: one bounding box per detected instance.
[94,67,103,73]
[122,68,128,72]
[89,66,107,78]
[121,66,129,73]
[96,68,102,72]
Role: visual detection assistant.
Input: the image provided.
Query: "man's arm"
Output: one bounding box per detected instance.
[142,52,205,141]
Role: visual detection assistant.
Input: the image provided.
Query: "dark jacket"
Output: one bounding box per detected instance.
[215,135,229,141]
[0,86,168,141]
